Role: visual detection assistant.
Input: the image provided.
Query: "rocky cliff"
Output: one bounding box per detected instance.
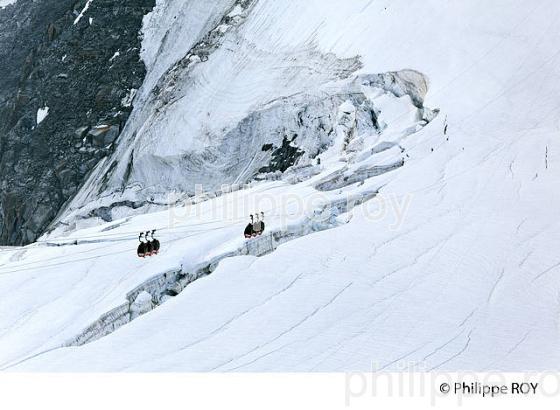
[0,0,154,245]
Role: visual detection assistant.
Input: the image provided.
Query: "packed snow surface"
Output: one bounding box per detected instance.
[1,0,560,371]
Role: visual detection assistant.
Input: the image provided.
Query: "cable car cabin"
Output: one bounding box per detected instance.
[151,230,160,254]
[138,230,161,257]
[137,233,147,258]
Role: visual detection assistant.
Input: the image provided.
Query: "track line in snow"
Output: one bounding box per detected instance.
[428,330,473,371]
[532,261,560,283]
[124,272,307,371]
[212,282,353,371]
[0,345,63,371]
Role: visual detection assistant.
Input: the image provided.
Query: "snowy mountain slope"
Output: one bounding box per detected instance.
[55,0,560,231]
[1,0,560,371]
[0,82,418,370]
[50,0,417,230]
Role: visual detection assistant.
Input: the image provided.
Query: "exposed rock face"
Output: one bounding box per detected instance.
[0,0,155,245]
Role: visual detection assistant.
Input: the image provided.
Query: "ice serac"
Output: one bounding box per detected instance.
[53,0,434,231]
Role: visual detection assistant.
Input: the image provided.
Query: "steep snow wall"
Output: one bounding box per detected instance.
[53,69,432,231]
[52,1,436,232]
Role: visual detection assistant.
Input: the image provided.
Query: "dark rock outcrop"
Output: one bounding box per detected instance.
[258,135,305,174]
[0,0,155,245]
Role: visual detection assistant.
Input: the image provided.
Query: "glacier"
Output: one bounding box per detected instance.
[1,0,560,372]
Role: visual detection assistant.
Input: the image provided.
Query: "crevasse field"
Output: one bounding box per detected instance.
[1,0,559,371]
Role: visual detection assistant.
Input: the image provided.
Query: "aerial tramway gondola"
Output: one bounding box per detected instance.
[137,230,161,258]
[150,230,160,255]
[144,231,154,256]
[137,233,147,258]
[243,212,265,239]
[244,215,254,238]
[259,212,265,235]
